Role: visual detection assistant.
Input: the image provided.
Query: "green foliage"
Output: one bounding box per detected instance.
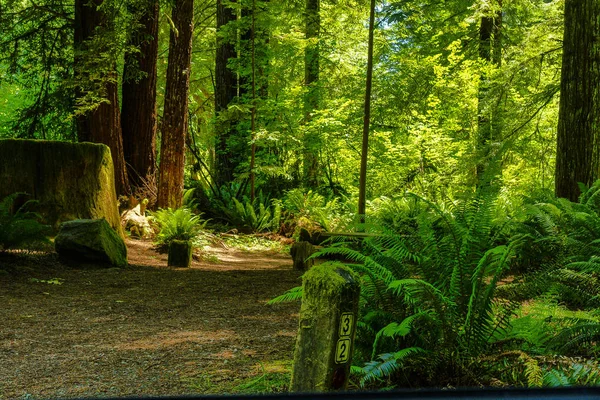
[149,207,207,246]
[278,189,350,237]
[497,184,600,309]
[317,191,530,387]
[0,193,50,252]
[219,196,281,233]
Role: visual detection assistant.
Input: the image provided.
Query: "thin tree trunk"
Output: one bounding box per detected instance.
[250,0,257,202]
[555,0,600,201]
[476,1,502,186]
[303,0,320,188]
[121,0,159,191]
[74,0,130,196]
[214,0,237,189]
[358,0,375,223]
[157,0,194,209]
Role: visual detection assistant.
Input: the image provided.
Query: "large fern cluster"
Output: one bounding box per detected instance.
[277,189,350,237]
[314,191,532,387]
[498,183,600,309]
[219,197,281,233]
[0,193,50,252]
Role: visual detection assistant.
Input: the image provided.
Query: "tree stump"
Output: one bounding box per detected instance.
[168,240,193,268]
[290,262,360,392]
[290,241,315,270]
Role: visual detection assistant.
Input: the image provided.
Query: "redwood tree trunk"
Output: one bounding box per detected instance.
[214,0,238,188]
[121,0,159,191]
[157,0,194,209]
[555,0,600,201]
[74,0,130,196]
[303,0,320,188]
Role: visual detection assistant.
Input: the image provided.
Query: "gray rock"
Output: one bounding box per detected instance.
[55,219,127,267]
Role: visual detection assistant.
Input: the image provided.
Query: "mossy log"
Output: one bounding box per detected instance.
[168,240,193,268]
[0,139,123,237]
[290,262,360,392]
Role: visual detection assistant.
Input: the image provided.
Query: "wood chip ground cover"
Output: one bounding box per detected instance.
[0,240,302,399]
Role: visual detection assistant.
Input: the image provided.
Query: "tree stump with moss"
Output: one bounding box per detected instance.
[290,241,315,270]
[0,139,123,237]
[290,262,360,392]
[168,240,193,268]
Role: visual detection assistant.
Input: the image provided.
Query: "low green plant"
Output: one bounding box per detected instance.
[220,196,281,233]
[278,189,350,237]
[149,207,207,246]
[312,191,540,387]
[498,185,600,309]
[0,193,50,252]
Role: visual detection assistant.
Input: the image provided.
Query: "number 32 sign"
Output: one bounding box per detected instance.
[335,313,354,364]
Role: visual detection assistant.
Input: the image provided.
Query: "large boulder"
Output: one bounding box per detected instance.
[0,139,123,237]
[55,219,127,267]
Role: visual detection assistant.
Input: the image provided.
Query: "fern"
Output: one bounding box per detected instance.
[220,197,280,233]
[267,286,303,304]
[0,193,50,252]
[149,207,207,245]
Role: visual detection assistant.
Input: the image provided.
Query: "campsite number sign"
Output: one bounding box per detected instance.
[335,313,354,364]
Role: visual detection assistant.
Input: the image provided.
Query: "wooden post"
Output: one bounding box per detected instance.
[168,240,193,268]
[291,262,360,392]
[290,241,315,270]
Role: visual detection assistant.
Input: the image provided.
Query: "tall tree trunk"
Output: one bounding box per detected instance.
[74,0,130,196]
[249,0,257,202]
[157,0,194,209]
[303,0,320,188]
[357,0,375,223]
[476,1,502,186]
[121,0,159,191]
[214,0,237,189]
[555,0,600,201]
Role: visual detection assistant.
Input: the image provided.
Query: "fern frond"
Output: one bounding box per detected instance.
[267,286,303,304]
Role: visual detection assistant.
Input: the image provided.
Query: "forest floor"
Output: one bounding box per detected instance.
[0,239,303,399]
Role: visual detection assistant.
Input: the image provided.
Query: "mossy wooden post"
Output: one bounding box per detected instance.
[290,241,315,270]
[291,262,360,392]
[168,240,193,268]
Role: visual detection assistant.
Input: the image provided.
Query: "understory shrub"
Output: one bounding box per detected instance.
[277,189,351,237]
[219,196,281,233]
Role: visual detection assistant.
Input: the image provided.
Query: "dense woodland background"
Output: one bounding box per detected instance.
[7,0,600,391]
[0,0,571,209]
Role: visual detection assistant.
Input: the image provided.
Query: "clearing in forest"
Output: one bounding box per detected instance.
[0,239,302,399]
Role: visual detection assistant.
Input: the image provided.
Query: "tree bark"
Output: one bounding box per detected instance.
[74,0,130,196]
[475,1,502,186]
[357,0,375,223]
[121,0,159,191]
[214,0,238,188]
[555,0,600,201]
[303,0,320,188]
[157,0,194,209]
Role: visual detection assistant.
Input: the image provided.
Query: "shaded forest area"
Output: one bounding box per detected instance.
[5,0,600,394]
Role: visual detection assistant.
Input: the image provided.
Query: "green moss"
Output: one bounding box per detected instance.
[0,139,123,238]
[303,262,357,299]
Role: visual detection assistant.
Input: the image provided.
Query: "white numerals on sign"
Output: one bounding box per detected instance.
[339,313,354,338]
[335,338,351,364]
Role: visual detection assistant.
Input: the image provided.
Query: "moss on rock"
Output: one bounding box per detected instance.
[0,139,123,237]
[55,219,127,267]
